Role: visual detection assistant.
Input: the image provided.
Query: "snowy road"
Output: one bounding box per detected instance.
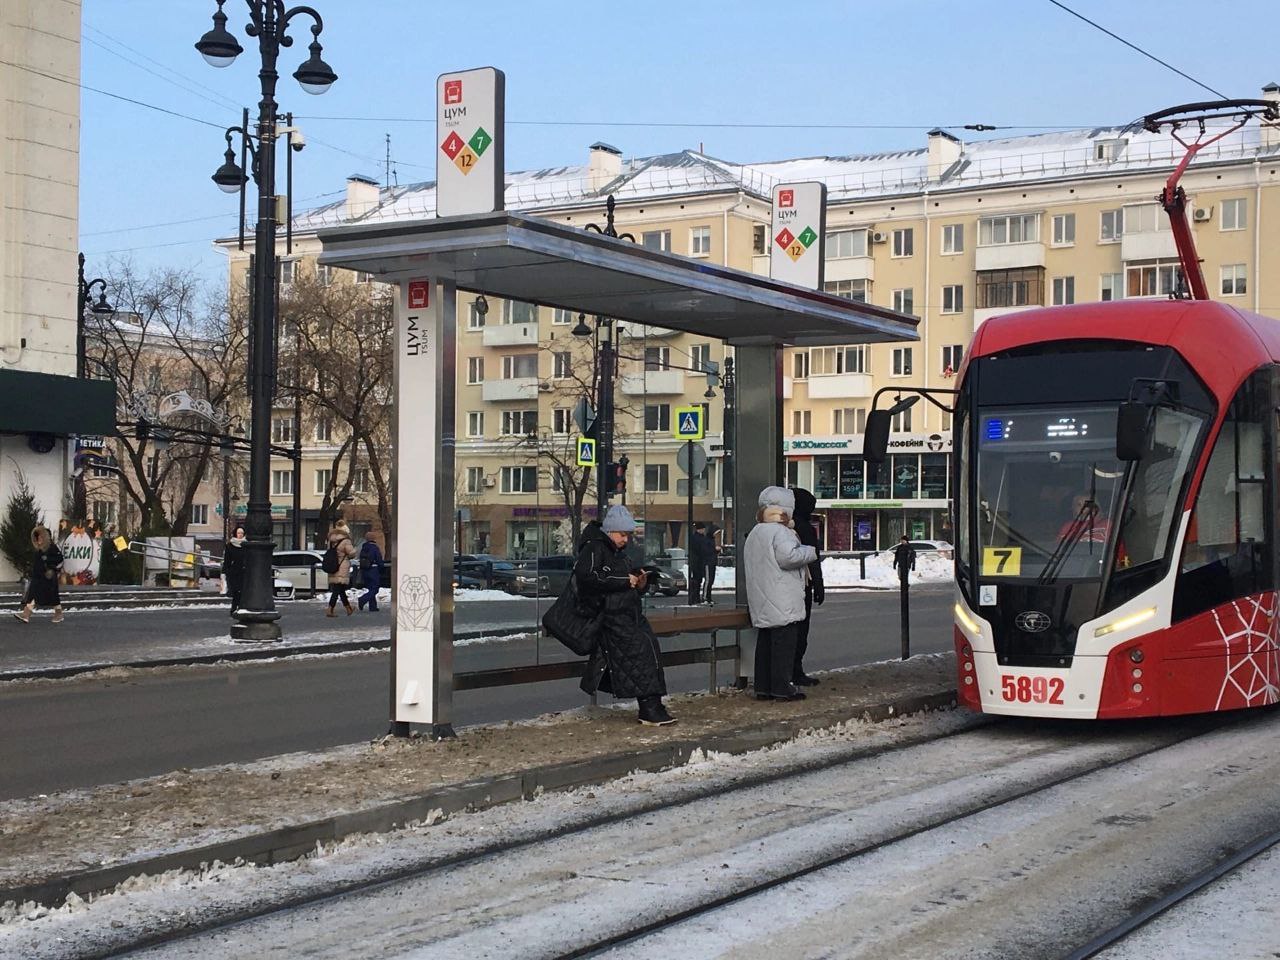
[18,708,1276,959]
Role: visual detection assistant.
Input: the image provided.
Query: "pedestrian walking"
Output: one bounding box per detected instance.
[790,487,825,686]
[357,533,384,612]
[576,504,677,726]
[14,524,65,623]
[703,521,721,604]
[323,519,358,617]
[743,486,817,702]
[892,535,917,582]
[688,521,717,606]
[222,524,246,616]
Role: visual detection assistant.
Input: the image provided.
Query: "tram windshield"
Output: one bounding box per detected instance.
[975,403,1206,583]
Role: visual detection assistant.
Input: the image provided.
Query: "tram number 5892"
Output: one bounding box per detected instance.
[1001,674,1065,705]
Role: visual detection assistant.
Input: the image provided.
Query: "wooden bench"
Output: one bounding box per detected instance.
[454,605,751,693]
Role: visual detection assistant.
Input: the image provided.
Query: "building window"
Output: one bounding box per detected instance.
[643,346,671,371]
[1051,213,1075,246]
[644,463,669,492]
[792,409,811,435]
[978,214,1039,246]
[314,417,332,442]
[501,466,537,493]
[92,456,119,478]
[353,469,370,494]
[502,354,538,379]
[191,504,209,526]
[355,271,375,284]
[892,227,914,258]
[467,356,484,384]
[1101,272,1124,302]
[752,224,767,254]
[826,229,868,259]
[792,351,809,380]
[503,299,537,324]
[891,407,913,432]
[466,411,484,437]
[941,285,964,314]
[823,278,868,302]
[501,410,537,436]
[1123,204,1168,234]
[832,407,865,434]
[941,344,963,376]
[645,404,671,432]
[976,268,1044,309]
[941,223,964,254]
[690,343,712,372]
[690,226,712,256]
[1126,260,1184,298]
[552,308,574,325]
[272,470,293,495]
[272,417,293,443]
[92,500,117,525]
[642,230,670,252]
[553,408,572,434]
[810,345,867,375]
[892,288,914,315]
[316,264,334,287]
[1052,276,1075,306]
[553,351,572,379]
[1094,138,1127,161]
[1221,197,1247,231]
[314,468,332,496]
[278,259,297,286]
[468,300,486,329]
[1100,208,1124,242]
[466,466,484,494]
[891,347,913,377]
[1221,264,1247,296]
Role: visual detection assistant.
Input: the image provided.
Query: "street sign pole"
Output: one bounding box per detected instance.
[686,439,695,602]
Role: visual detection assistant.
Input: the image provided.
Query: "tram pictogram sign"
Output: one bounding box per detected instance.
[436,67,505,216]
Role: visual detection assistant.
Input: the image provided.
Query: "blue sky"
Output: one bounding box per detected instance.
[79,0,1279,282]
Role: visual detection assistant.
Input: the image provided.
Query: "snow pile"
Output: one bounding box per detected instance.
[823,552,953,588]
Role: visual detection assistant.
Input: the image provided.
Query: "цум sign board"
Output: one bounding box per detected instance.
[769,182,827,289]
[436,67,505,218]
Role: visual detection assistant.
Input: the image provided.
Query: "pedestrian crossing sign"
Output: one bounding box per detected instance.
[576,436,597,467]
[674,405,705,441]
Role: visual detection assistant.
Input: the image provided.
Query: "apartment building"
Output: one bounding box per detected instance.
[221,84,1280,556]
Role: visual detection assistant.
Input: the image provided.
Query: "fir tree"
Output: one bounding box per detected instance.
[0,467,45,576]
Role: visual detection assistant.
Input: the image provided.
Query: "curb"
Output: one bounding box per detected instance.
[0,628,534,682]
[0,687,956,910]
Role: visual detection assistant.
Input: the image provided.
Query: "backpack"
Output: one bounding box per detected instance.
[321,543,341,574]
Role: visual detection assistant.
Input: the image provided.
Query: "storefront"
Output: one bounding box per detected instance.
[784,433,953,551]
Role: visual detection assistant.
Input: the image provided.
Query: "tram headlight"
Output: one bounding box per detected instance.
[1093,607,1156,638]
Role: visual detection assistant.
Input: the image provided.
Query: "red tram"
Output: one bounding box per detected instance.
[869,100,1280,718]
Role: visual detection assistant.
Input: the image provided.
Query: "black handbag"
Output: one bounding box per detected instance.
[542,576,603,656]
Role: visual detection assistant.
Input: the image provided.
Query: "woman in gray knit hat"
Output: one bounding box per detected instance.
[574,504,676,726]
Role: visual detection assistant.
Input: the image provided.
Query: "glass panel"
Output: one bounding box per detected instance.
[814,456,838,499]
[921,453,948,499]
[892,454,919,499]
[838,456,864,498]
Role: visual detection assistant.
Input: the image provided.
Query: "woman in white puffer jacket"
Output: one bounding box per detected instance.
[743,485,817,701]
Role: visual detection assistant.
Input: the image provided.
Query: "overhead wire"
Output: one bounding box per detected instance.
[83,22,244,111]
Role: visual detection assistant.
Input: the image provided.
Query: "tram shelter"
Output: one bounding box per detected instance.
[317,210,918,737]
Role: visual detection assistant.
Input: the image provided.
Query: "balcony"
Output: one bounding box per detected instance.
[482,322,539,347]
[482,378,539,402]
[824,256,875,283]
[974,242,1045,272]
[974,303,1040,328]
[751,253,771,276]
[619,369,685,396]
[1121,231,1178,262]
[806,372,873,400]
[616,320,677,339]
[782,376,793,400]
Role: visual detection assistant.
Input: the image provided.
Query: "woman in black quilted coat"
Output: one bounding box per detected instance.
[575,505,676,726]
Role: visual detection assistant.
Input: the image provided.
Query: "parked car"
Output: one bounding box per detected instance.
[498,555,575,597]
[880,540,954,561]
[272,549,326,595]
[640,564,687,598]
[454,554,515,590]
[197,562,297,601]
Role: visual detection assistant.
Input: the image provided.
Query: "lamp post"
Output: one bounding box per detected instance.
[76,253,113,380]
[196,0,337,642]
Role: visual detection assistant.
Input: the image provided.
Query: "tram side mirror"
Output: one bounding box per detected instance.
[864,410,892,463]
[1116,402,1150,461]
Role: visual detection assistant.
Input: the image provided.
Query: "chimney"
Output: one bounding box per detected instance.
[1262,83,1280,151]
[588,141,622,192]
[345,174,380,219]
[927,128,963,181]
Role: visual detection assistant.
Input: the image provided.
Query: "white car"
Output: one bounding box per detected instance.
[888,540,954,560]
[271,549,327,595]
[198,562,297,601]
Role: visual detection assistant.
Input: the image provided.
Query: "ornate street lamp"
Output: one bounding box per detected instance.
[76,253,113,380]
[196,0,338,642]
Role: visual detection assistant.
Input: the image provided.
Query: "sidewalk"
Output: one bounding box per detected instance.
[0,652,957,910]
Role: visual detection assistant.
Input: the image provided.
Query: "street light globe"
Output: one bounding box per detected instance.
[212,149,248,193]
[293,42,337,95]
[194,1,243,68]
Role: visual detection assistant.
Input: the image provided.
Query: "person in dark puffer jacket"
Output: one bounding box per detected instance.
[790,487,825,686]
[576,505,676,726]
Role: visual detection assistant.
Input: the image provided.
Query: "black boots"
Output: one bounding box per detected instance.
[793,673,820,687]
[637,696,677,726]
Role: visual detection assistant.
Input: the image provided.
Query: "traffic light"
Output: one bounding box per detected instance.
[603,460,626,495]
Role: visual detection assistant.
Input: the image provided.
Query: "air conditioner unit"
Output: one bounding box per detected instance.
[538,382,553,392]
[482,477,496,488]
[870,231,888,244]
[1192,206,1212,222]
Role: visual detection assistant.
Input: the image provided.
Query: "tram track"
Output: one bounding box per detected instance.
[70,711,1265,960]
